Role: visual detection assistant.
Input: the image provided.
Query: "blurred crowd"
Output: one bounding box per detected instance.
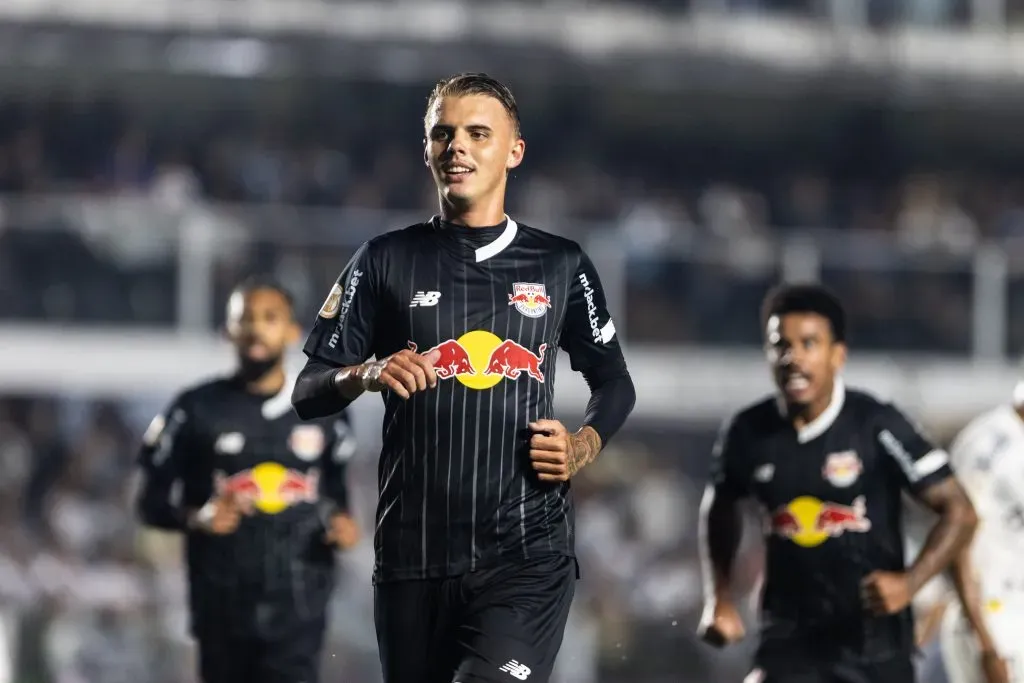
[3,92,1024,353]
[0,393,769,683]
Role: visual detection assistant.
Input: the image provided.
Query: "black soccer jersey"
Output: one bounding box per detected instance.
[302,216,625,582]
[710,380,954,660]
[136,376,354,635]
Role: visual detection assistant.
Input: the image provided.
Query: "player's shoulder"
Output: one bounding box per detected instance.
[513,220,584,254]
[169,375,238,410]
[840,387,916,428]
[725,395,785,438]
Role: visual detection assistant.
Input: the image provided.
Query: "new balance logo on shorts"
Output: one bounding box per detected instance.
[499,660,531,680]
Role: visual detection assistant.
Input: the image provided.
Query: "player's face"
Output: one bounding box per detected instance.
[424,94,525,210]
[765,312,846,408]
[225,288,299,367]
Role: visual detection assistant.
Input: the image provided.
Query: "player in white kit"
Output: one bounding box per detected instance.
[939,387,1024,683]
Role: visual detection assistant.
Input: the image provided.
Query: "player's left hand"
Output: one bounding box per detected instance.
[860,570,912,616]
[528,419,573,482]
[324,513,360,549]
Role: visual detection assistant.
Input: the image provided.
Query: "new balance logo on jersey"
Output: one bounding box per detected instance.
[410,291,442,307]
[499,661,531,680]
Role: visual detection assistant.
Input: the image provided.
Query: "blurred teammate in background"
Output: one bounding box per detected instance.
[936,386,1024,683]
[135,276,360,683]
[291,72,636,683]
[697,283,977,683]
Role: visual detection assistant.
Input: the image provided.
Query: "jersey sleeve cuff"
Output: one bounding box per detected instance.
[908,452,954,495]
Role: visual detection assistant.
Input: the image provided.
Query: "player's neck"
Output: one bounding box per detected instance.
[439,194,506,228]
[240,364,287,396]
[789,381,836,431]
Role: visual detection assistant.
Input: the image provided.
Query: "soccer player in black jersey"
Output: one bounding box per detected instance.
[135,276,360,683]
[697,283,978,683]
[292,73,636,683]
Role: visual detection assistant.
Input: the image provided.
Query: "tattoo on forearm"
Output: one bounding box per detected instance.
[567,427,602,476]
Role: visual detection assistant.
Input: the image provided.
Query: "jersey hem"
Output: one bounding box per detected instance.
[372,549,575,583]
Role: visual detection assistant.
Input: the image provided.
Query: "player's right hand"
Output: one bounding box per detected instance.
[697,601,745,648]
[360,348,441,399]
[192,492,245,535]
[981,650,1011,683]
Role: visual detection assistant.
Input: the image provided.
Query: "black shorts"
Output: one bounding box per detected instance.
[194,610,327,683]
[374,554,578,683]
[749,653,915,683]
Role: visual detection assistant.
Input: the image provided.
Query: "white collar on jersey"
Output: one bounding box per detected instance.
[474,216,518,263]
[261,375,296,420]
[776,377,846,443]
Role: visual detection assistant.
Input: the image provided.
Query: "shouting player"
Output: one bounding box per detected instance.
[135,276,360,683]
[697,283,977,683]
[292,72,636,683]
[937,385,1024,683]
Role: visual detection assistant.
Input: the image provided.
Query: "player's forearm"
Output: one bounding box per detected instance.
[949,548,998,651]
[567,426,602,475]
[907,492,977,595]
[292,359,364,419]
[571,369,635,475]
[699,486,742,605]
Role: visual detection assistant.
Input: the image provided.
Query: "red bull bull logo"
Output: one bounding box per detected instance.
[770,495,871,548]
[213,463,319,515]
[508,283,552,319]
[409,330,547,390]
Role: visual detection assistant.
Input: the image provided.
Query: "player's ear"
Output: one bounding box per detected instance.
[831,341,848,371]
[286,317,301,346]
[506,137,525,171]
[423,141,430,168]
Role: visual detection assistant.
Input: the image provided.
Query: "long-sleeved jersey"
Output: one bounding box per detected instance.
[300,216,628,582]
[709,380,954,662]
[135,375,355,637]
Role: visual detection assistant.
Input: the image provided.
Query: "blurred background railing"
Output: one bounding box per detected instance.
[0,194,1018,358]
[1,0,1024,681]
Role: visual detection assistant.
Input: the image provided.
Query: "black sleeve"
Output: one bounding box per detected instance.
[301,242,380,368]
[319,412,356,515]
[293,242,381,419]
[875,402,954,497]
[708,414,750,501]
[135,393,195,530]
[579,364,635,447]
[558,249,624,372]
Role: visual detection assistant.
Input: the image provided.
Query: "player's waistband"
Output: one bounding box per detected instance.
[372,549,575,584]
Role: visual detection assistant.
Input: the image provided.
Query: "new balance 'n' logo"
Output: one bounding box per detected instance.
[499,661,531,680]
[410,291,442,307]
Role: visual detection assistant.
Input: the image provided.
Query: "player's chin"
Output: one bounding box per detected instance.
[242,347,273,362]
[777,383,814,408]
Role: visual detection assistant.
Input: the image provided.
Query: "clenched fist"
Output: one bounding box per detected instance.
[354,347,441,399]
[528,421,602,482]
[860,571,912,616]
[191,491,246,535]
[324,512,360,549]
[698,601,745,648]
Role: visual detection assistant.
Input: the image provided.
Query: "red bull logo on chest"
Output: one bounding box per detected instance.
[508,283,552,319]
[409,330,547,390]
[214,463,319,515]
[770,495,871,548]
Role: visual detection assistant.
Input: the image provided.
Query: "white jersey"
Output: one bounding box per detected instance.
[942,404,1024,683]
[950,404,1024,602]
